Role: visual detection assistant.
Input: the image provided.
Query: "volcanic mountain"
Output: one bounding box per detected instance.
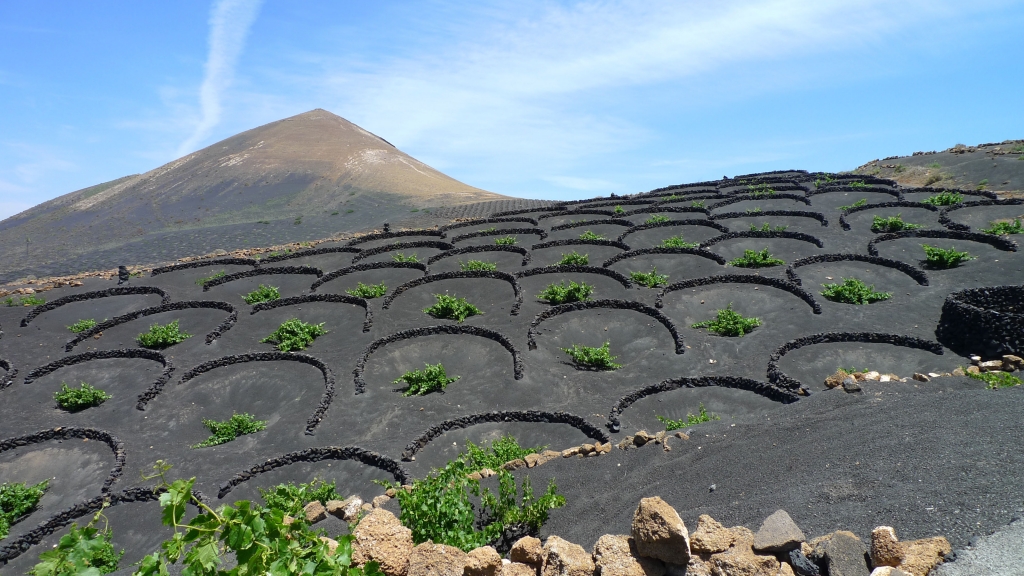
[0,109,510,283]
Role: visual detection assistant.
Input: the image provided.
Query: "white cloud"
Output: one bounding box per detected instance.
[176,0,264,156]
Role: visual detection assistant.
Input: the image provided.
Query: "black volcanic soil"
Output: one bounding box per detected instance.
[1,172,1023,573]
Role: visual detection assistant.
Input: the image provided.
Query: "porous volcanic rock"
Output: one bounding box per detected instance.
[869,527,903,568]
[465,546,503,576]
[592,534,665,576]
[510,536,545,566]
[898,537,950,576]
[541,536,595,576]
[752,510,806,553]
[690,515,734,555]
[631,497,691,565]
[352,508,415,576]
[408,542,468,576]
[809,531,870,576]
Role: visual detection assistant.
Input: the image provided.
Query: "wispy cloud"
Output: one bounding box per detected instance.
[176,0,264,157]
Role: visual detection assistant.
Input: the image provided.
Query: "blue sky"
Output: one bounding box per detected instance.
[2,1,1023,220]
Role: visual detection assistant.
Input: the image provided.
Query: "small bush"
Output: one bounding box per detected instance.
[346,209,355,214]
[849,181,867,188]
[921,191,963,206]
[330,211,339,216]
[259,479,340,516]
[893,164,905,173]
[424,294,483,322]
[29,510,123,575]
[460,260,497,271]
[0,479,49,540]
[578,230,605,240]
[691,304,761,337]
[136,320,192,349]
[820,278,892,304]
[67,319,98,333]
[560,342,622,370]
[558,251,589,266]
[748,183,775,198]
[537,280,594,304]
[838,198,868,211]
[347,281,388,298]
[613,205,625,215]
[981,219,1023,235]
[871,214,923,233]
[656,403,720,431]
[494,235,517,246]
[645,214,670,224]
[392,252,420,263]
[243,284,280,304]
[922,244,975,268]
[750,223,788,232]
[3,295,46,307]
[395,363,460,396]
[261,318,327,351]
[465,435,545,472]
[54,382,112,412]
[191,413,267,448]
[966,370,1023,389]
[928,162,941,169]
[195,270,225,286]
[745,208,762,214]
[630,267,668,288]
[728,248,784,268]
[661,235,699,248]
[691,200,706,208]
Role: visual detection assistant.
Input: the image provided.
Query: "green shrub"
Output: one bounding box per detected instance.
[136,320,192,349]
[392,252,420,263]
[691,304,761,336]
[645,214,670,224]
[460,260,497,272]
[821,278,892,304]
[54,382,111,412]
[494,235,517,246]
[537,280,594,304]
[748,183,775,198]
[424,294,483,322]
[243,284,280,304]
[346,281,388,298]
[558,251,589,266]
[745,207,762,214]
[67,319,98,333]
[3,295,46,307]
[727,248,784,268]
[261,318,328,351]
[893,164,905,173]
[394,363,460,396]
[665,194,680,201]
[838,198,867,211]
[921,191,963,206]
[579,230,605,240]
[560,342,622,370]
[0,480,48,540]
[966,370,1023,389]
[928,162,942,169]
[981,219,1023,235]
[29,508,122,575]
[661,235,699,248]
[346,209,355,214]
[195,270,225,286]
[871,214,923,232]
[259,479,341,516]
[922,244,975,268]
[691,200,706,208]
[191,413,267,448]
[977,179,989,189]
[750,223,788,232]
[613,205,625,215]
[849,181,867,188]
[330,212,339,216]
[464,435,545,472]
[656,403,720,431]
[630,267,668,288]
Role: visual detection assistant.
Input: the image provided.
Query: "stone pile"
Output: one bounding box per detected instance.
[823,353,1024,391]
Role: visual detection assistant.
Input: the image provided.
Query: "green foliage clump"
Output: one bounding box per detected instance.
[748,183,775,198]
[460,260,497,272]
[195,270,226,286]
[464,435,545,472]
[656,403,720,431]
[560,342,622,370]
[29,508,122,575]
[981,219,1023,235]
[728,248,784,268]
[820,278,892,304]
[745,207,762,214]
[346,281,388,298]
[613,205,625,215]
[921,191,964,206]
[661,235,699,249]
[849,181,867,188]
[392,252,420,263]
[922,244,975,268]
[537,280,594,305]
[136,320,192,349]
[691,304,761,337]
[261,318,328,351]
[424,294,483,322]
[67,319,98,333]
[3,295,46,307]
[494,235,518,246]
[871,214,923,232]
[1,479,48,540]
[750,223,788,232]
[259,479,340,517]
[558,251,589,266]
[691,200,706,208]
[191,413,267,448]
[965,370,1023,389]
[243,284,280,304]
[645,214,670,224]
[54,382,112,412]
[629,267,668,288]
[394,363,460,396]
[578,230,605,240]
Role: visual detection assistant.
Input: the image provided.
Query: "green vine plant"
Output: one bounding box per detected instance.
[346,282,388,299]
[820,278,892,304]
[921,191,964,206]
[691,200,706,208]
[1,479,49,540]
[394,363,460,396]
[54,382,112,412]
[981,219,1023,235]
[191,413,267,449]
[838,198,867,211]
[423,294,483,322]
[748,183,775,198]
[243,284,280,305]
[557,251,589,266]
[849,181,867,189]
[727,248,784,268]
[137,320,192,349]
[749,223,788,232]
[629,267,668,288]
[29,505,123,576]
[871,214,923,233]
[656,402,720,431]
[645,214,670,224]
[661,235,699,249]
[964,369,1023,390]
[691,304,761,337]
[258,479,340,517]
[613,205,625,215]
[745,208,762,214]
[67,319,99,333]
[560,342,622,370]
[537,280,594,305]
[392,253,420,263]
[195,271,226,286]
[261,318,328,351]
[3,294,46,307]
[922,244,975,269]
[460,260,497,272]
[464,435,545,472]
[494,236,517,246]
[578,230,605,241]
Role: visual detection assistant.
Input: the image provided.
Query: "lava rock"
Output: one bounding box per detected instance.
[753,510,806,553]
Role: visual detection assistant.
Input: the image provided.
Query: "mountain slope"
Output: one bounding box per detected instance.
[852,139,1024,195]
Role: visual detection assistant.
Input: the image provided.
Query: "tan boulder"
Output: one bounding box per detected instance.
[631,497,690,565]
[510,536,545,566]
[465,546,503,576]
[870,526,903,568]
[408,542,468,576]
[542,536,595,576]
[319,536,339,555]
[352,508,415,576]
[503,562,539,576]
[678,558,712,576]
[563,447,582,458]
[502,459,527,471]
[966,365,981,375]
[898,536,950,576]
[304,500,327,523]
[978,360,1003,372]
[690,515,734,554]
[592,534,666,576]
[708,546,780,576]
[373,494,392,508]
[777,562,795,576]
[825,370,848,388]
[525,450,560,468]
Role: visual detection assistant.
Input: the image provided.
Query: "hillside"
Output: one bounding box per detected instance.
[0,109,508,283]
[852,139,1024,195]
